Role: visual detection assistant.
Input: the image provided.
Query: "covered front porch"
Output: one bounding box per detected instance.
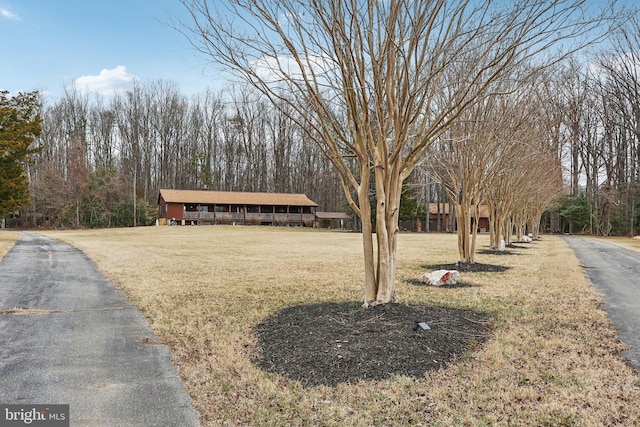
[183,203,315,226]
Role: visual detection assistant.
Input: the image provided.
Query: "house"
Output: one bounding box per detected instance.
[157,189,318,226]
[427,203,490,232]
[315,211,352,230]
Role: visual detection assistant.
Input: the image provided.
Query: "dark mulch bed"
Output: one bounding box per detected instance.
[253,301,491,387]
[404,279,476,288]
[478,249,519,255]
[507,243,529,249]
[422,262,510,273]
[478,243,530,255]
[478,249,520,256]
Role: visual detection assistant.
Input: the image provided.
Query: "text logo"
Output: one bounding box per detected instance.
[0,405,69,427]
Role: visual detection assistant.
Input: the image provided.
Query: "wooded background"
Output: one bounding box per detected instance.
[13,17,640,236]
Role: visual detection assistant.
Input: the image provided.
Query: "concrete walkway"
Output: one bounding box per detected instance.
[563,235,640,370]
[0,232,200,426]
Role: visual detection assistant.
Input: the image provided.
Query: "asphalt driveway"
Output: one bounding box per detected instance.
[0,232,200,426]
[563,235,640,370]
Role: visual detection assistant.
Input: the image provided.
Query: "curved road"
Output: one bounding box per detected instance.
[563,236,640,370]
[0,232,199,426]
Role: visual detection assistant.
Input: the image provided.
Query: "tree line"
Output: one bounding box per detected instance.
[552,19,640,236]
[20,82,345,228]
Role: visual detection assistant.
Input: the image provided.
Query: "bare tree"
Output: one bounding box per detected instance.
[266,100,297,193]
[177,0,614,305]
[596,16,640,236]
[190,89,227,190]
[86,100,117,170]
[426,89,518,262]
[425,103,490,263]
[425,66,559,260]
[30,95,88,227]
[558,58,625,235]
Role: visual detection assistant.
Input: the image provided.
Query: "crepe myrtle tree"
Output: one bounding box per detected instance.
[177,0,614,306]
[427,68,562,261]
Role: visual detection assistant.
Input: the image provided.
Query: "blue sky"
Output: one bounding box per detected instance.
[0,0,223,100]
[1,1,636,102]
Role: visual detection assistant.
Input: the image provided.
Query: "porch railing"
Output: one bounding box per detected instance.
[183,211,315,223]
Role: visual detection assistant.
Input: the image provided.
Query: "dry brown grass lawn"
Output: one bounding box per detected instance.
[595,235,640,253]
[42,227,640,426]
[0,231,19,259]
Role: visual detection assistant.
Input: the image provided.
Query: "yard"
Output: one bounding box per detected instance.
[0,231,18,258]
[18,227,640,425]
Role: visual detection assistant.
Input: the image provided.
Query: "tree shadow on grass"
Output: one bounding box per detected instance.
[404,279,477,289]
[507,243,530,249]
[422,262,510,273]
[477,242,534,255]
[253,301,491,387]
[477,249,521,256]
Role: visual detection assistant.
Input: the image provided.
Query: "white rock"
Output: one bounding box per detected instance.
[498,239,506,251]
[418,270,460,286]
[521,235,532,243]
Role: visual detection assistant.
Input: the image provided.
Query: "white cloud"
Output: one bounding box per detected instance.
[0,7,19,20]
[252,53,334,84]
[72,66,138,96]
[252,56,302,82]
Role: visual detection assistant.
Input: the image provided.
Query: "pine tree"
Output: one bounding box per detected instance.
[0,91,42,218]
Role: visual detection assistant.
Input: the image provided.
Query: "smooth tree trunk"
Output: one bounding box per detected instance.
[359,179,377,304]
[470,203,480,260]
[456,201,471,263]
[363,156,403,307]
[453,195,481,263]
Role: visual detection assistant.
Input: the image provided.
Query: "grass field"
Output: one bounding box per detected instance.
[597,235,640,253]
[35,227,640,426]
[0,230,19,258]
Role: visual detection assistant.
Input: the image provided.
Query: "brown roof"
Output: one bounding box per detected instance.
[158,189,318,207]
[316,211,350,220]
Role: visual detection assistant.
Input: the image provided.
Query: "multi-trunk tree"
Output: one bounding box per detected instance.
[425,68,564,261]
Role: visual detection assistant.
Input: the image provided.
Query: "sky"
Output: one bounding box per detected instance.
[0,0,224,100]
[1,1,637,103]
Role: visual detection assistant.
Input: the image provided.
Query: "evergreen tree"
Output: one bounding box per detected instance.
[0,91,42,218]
